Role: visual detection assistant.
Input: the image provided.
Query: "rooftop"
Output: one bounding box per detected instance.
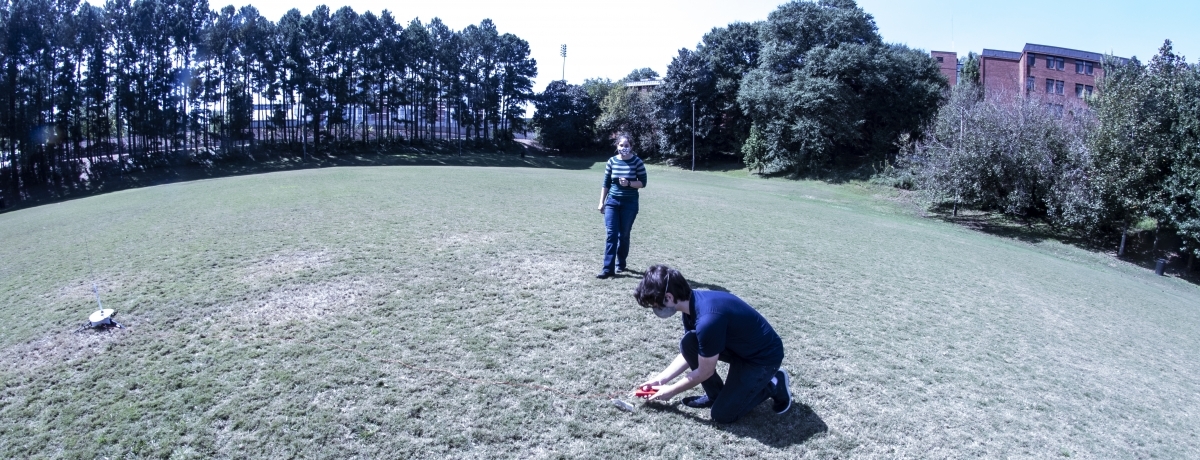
[982,49,1022,60]
[1024,43,1130,65]
[625,80,661,88]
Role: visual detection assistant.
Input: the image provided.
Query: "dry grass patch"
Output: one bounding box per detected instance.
[230,277,381,326]
[0,329,126,374]
[429,232,504,252]
[240,250,335,285]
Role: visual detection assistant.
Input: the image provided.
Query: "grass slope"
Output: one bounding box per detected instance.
[1,158,1197,458]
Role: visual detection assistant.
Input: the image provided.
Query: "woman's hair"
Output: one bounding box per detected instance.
[634,264,692,308]
[614,134,631,148]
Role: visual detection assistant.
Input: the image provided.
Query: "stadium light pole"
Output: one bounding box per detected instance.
[560,44,567,81]
[691,100,695,171]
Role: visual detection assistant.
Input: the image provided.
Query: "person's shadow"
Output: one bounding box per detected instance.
[616,270,731,294]
[643,399,827,447]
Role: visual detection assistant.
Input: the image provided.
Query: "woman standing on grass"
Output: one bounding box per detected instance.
[596,135,647,279]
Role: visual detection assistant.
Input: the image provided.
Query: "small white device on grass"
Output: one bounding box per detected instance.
[76,284,125,332]
[77,241,125,332]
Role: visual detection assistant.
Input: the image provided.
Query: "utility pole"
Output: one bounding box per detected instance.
[691,100,696,172]
[560,44,567,81]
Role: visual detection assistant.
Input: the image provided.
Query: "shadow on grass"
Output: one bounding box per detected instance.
[748,155,879,185]
[611,270,731,293]
[645,400,828,447]
[929,205,1200,285]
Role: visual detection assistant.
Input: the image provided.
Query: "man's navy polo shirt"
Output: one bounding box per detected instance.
[682,290,785,366]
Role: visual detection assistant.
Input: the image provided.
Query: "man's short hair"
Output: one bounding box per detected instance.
[634,264,692,308]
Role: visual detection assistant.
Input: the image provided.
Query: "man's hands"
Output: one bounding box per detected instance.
[635,378,676,402]
[634,355,692,402]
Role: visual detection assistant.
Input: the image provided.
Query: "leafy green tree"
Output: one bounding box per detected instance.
[596,84,658,153]
[1089,50,1175,254]
[533,80,599,151]
[496,32,536,139]
[623,67,658,82]
[696,21,761,155]
[653,48,717,158]
[898,83,1095,224]
[1160,57,1200,265]
[0,1,541,206]
[1113,41,1200,261]
[581,78,619,103]
[737,0,944,174]
[961,52,980,86]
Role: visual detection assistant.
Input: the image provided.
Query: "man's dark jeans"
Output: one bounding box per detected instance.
[602,195,638,272]
[680,331,781,423]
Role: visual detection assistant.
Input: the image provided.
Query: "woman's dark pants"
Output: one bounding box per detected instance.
[680,331,780,423]
[602,195,638,273]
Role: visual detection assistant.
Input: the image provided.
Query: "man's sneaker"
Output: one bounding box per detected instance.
[771,369,792,414]
[682,395,714,408]
[596,271,613,279]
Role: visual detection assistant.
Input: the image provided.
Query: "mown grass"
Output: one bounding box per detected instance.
[1,156,1197,458]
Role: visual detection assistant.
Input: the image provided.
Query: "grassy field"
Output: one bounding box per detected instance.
[1,154,1197,458]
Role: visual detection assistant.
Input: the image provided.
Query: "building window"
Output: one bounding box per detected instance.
[1076,83,1085,97]
[937,56,944,63]
[1047,79,1065,95]
[1046,57,1064,70]
[1085,85,1094,96]
[1027,76,1035,91]
[1077,61,1096,75]
[1028,54,1036,67]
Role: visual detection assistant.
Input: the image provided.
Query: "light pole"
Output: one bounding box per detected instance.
[691,100,696,172]
[560,44,567,81]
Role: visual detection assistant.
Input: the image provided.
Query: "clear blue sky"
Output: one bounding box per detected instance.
[174,0,1199,92]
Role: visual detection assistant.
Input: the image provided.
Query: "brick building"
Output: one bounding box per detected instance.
[980,49,1022,96]
[980,44,1127,104]
[1020,44,1109,101]
[931,51,957,86]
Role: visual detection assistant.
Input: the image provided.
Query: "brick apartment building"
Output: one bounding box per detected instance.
[980,49,1023,95]
[931,51,958,86]
[979,44,1126,105]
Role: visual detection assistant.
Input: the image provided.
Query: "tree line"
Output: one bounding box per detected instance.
[533,0,947,175]
[895,41,1200,267]
[0,0,536,207]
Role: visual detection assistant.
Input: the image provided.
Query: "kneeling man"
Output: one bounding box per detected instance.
[633,264,791,423]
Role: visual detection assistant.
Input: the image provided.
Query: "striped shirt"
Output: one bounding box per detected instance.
[602,154,648,198]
